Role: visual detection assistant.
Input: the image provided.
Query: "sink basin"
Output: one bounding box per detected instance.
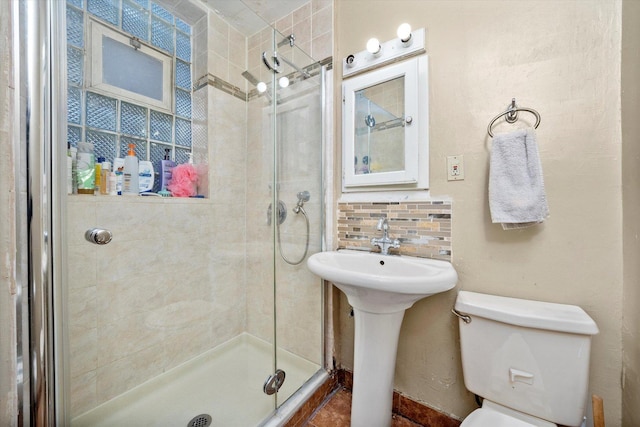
[307,250,457,427]
[307,249,458,313]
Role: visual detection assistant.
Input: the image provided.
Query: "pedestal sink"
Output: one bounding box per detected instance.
[307,250,458,427]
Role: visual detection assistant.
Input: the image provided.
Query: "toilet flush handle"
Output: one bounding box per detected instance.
[509,368,534,385]
[451,308,471,324]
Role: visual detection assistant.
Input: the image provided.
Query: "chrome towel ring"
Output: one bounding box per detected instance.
[487,98,541,137]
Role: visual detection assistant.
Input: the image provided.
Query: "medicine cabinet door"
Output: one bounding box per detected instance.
[342,56,428,190]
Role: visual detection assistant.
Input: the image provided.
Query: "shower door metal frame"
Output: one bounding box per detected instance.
[17,0,69,424]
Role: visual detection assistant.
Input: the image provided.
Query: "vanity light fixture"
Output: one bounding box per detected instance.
[256,81,267,93]
[366,37,381,55]
[397,23,412,45]
[343,27,426,78]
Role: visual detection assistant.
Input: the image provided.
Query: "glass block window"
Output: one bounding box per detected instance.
[150,110,172,142]
[67,87,82,124]
[66,7,84,48]
[151,17,174,54]
[87,129,118,161]
[86,92,117,131]
[68,125,82,146]
[66,0,193,171]
[67,46,84,85]
[175,118,191,147]
[151,2,173,24]
[120,102,148,137]
[88,0,120,26]
[122,0,150,42]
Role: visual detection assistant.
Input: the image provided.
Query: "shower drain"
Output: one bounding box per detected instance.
[187,414,212,427]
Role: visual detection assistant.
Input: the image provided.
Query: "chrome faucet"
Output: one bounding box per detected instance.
[371,217,400,255]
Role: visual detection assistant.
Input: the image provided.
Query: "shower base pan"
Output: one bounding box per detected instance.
[72,333,323,427]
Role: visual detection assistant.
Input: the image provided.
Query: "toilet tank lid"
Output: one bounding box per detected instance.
[455,291,599,335]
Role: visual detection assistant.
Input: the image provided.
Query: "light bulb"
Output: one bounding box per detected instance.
[278,77,289,88]
[397,23,412,43]
[256,81,267,93]
[366,38,381,54]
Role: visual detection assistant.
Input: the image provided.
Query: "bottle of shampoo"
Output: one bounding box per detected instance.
[69,146,78,194]
[76,142,95,194]
[67,144,73,195]
[122,144,139,196]
[157,148,175,192]
[138,161,155,194]
[95,156,105,195]
[113,158,124,195]
[100,161,110,195]
[108,170,117,196]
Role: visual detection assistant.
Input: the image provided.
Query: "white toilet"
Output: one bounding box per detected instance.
[454,291,599,427]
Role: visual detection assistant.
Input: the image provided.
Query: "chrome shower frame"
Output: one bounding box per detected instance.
[16,0,69,424]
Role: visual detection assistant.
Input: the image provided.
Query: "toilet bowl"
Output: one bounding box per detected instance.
[461,401,556,427]
[454,291,598,427]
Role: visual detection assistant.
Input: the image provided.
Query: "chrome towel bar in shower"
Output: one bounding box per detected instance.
[487,98,541,137]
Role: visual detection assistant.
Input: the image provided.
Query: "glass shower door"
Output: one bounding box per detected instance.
[245,27,325,411]
[271,33,325,407]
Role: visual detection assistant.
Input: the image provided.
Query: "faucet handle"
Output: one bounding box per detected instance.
[376,217,388,231]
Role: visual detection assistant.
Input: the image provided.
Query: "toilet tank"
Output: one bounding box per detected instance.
[455,291,599,427]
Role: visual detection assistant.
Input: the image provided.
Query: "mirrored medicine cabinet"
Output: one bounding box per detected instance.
[342,55,429,191]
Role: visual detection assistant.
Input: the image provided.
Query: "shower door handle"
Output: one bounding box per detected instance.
[85,228,113,245]
[263,369,286,395]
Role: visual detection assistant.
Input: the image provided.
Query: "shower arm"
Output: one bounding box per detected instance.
[262,51,310,79]
[277,54,311,79]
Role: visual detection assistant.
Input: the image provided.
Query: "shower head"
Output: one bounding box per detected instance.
[293,190,310,214]
[261,50,310,79]
[241,70,271,101]
[241,70,260,85]
[297,191,310,203]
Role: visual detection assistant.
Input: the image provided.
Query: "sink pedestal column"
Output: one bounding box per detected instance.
[351,308,405,427]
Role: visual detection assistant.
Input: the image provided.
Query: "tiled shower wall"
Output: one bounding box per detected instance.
[337,201,452,262]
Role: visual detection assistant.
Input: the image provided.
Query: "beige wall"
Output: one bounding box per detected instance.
[0,2,16,425]
[335,0,625,423]
[621,1,640,426]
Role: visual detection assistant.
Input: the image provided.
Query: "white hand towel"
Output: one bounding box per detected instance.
[489,128,549,230]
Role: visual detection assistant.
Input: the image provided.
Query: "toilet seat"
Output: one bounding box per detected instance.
[460,401,556,427]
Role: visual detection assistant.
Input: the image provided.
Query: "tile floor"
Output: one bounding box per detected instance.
[305,388,423,427]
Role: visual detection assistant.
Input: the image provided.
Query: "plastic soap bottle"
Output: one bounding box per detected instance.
[100,161,111,195]
[69,146,78,194]
[67,144,73,195]
[76,142,95,194]
[95,156,105,194]
[108,170,117,196]
[122,143,139,196]
[157,148,175,192]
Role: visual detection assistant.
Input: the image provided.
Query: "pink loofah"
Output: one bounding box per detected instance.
[167,163,198,197]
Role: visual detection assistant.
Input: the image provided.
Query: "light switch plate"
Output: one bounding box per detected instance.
[447,155,464,181]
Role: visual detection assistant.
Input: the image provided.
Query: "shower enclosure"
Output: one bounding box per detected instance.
[19,0,328,425]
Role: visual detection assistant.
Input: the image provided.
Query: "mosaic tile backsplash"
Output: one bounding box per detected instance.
[337,201,452,262]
